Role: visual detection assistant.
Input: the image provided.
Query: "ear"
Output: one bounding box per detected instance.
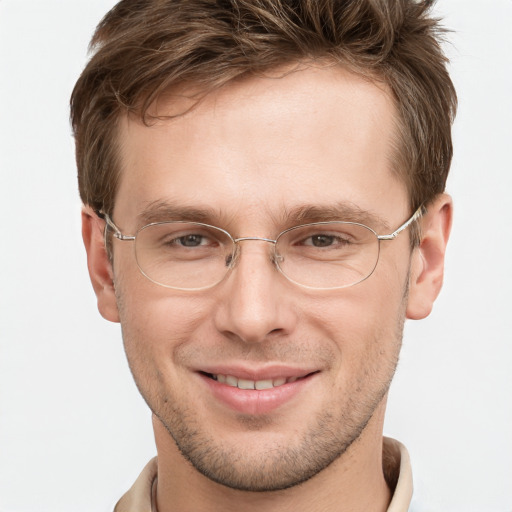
[406,194,453,320]
[82,206,120,323]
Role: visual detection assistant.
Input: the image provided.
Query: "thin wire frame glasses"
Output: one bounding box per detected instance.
[102,207,423,291]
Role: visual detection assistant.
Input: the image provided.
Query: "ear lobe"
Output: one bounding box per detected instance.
[82,206,120,323]
[406,194,453,320]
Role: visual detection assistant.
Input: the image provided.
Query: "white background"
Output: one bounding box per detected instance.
[0,1,511,511]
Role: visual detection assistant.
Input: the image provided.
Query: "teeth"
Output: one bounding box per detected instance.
[255,379,273,390]
[212,374,300,390]
[226,375,238,387]
[237,378,255,390]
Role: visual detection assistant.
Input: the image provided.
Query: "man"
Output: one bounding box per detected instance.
[71,0,455,510]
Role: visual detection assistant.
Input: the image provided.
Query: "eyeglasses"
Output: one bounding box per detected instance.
[102,207,423,291]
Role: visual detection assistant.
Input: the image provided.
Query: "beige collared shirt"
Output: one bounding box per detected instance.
[115,437,413,512]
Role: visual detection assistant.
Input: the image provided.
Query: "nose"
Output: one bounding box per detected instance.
[213,240,298,344]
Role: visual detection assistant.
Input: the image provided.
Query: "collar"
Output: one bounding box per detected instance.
[383,437,413,511]
[114,437,413,512]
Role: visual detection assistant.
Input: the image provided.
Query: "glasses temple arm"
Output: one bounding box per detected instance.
[377,206,424,241]
[98,211,135,241]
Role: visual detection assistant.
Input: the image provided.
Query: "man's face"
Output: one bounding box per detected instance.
[109,65,414,491]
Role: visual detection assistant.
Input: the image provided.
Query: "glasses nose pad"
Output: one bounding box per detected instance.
[271,241,285,271]
[272,252,284,265]
[225,243,240,268]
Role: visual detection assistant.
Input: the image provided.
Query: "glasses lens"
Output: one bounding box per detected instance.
[135,222,234,289]
[276,222,379,289]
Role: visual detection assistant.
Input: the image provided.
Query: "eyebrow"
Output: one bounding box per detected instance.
[137,199,391,233]
[282,203,391,232]
[137,200,220,226]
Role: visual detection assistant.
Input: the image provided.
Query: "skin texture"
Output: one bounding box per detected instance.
[83,64,452,512]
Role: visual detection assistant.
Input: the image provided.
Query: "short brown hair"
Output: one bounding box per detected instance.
[71,0,456,219]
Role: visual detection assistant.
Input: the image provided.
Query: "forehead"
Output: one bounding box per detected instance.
[115,64,407,230]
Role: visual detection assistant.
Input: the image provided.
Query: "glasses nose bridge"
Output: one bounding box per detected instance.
[230,236,280,268]
[234,236,277,245]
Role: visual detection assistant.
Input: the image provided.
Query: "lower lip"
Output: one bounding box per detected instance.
[199,373,316,415]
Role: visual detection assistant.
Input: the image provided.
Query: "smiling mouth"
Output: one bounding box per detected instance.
[201,372,318,390]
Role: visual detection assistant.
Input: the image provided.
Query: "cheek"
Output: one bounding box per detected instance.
[113,248,212,348]
[116,286,215,409]
[120,292,210,351]
[302,273,407,377]
[113,269,213,383]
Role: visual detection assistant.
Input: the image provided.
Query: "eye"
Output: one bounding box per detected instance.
[279,223,369,260]
[155,227,222,250]
[306,234,347,248]
[300,232,352,248]
[138,223,233,266]
[175,234,209,247]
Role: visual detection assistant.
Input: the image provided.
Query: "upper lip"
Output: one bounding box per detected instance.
[196,364,319,381]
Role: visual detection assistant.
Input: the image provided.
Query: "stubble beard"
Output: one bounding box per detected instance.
[143,327,403,492]
[155,388,393,492]
[118,280,408,493]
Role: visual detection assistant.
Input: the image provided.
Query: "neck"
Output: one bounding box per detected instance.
[152,402,392,512]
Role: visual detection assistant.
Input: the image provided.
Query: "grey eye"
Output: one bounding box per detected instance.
[310,235,336,247]
[177,234,205,247]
